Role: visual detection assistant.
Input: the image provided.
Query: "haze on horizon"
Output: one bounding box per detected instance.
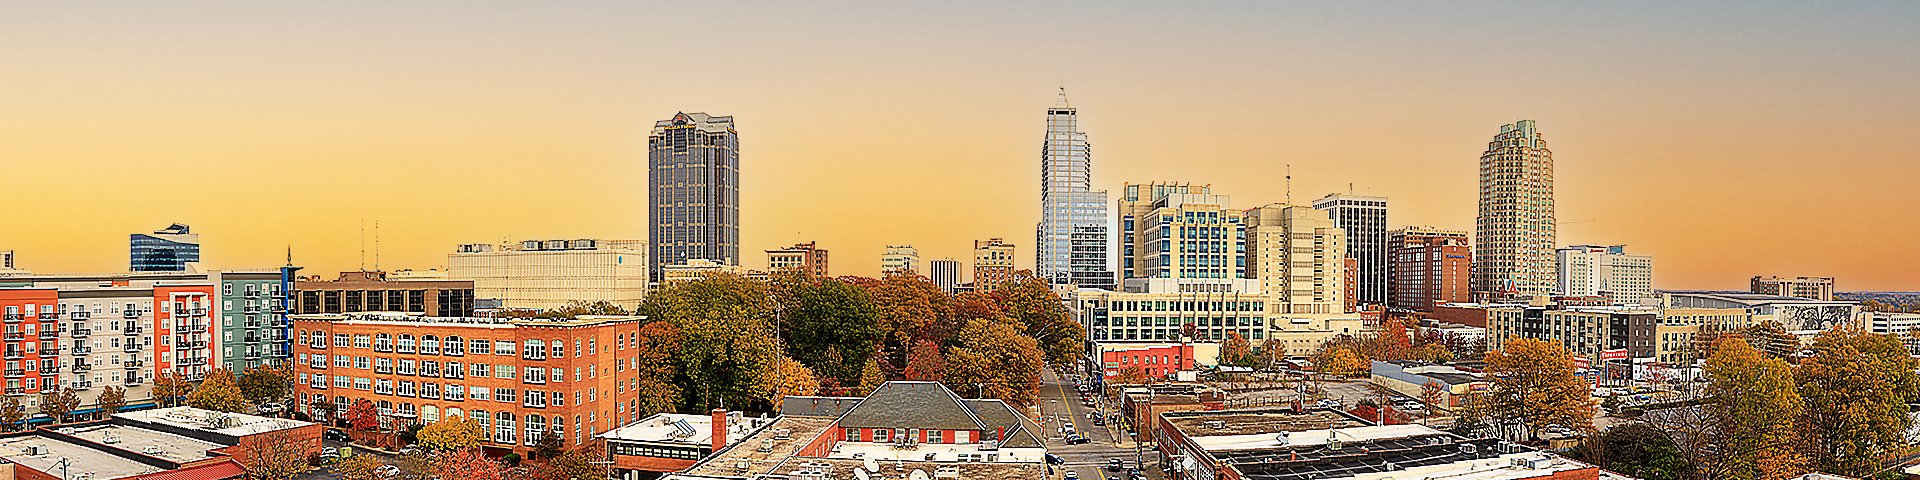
[3,1,1917,291]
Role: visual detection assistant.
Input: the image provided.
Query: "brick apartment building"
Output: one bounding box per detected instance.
[294,271,475,317]
[291,312,646,457]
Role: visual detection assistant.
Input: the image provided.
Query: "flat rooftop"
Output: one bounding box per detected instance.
[58,423,224,463]
[0,434,163,479]
[290,312,644,327]
[681,416,835,478]
[600,413,776,448]
[1165,409,1365,437]
[115,406,315,437]
[768,457,1044,480]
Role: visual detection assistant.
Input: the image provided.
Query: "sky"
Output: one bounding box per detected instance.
[3,1,1917,290]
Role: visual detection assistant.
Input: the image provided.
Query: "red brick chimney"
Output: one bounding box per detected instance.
[711,408,728,450]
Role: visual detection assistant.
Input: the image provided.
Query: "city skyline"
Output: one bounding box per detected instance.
[5,2,1919,290]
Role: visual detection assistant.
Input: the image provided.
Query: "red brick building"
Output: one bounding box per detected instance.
[1389,227,1472,312]
[291,312,645,457]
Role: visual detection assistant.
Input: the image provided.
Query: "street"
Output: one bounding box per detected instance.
[1037,368,1161,480]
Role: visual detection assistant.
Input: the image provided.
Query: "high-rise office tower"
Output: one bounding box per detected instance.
[1034,90,1114,291]
[974,238,1016,291]
[1475,120,1556,298]
[1243,204,1347,314]
[766,242,830,278]
[927,258,961,293]
[1313,194,1387,306]
[131,223,200,272]
[649,112,740,280]
[880,245,920,275]
[1117,182,1245,281]
[1388,226,1472,311]
[1556,245,1654,305]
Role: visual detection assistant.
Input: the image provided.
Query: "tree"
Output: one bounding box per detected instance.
[1219,332,1254,368]
[1419,381,1445,425]
[776,277,881,387]
[1114,364,1149,385]
[1702,337,1806,480]
[97,385,127,418]
[307,396,338,423]
[345,399,379,435]
[238,364,294,404]
[538,300,630,318]
[417,414,485,451]
[1482,339,1594,440]
[855,274,954,371]
[1571,422,1694,480]
[0,396,23,431]
[639,274,783,412]
[1745,320,1801,359]
[532,427,565,460]
[994,277,1086,366]
[1795,327,1920,477]
[1255,345,1288,372]
[943,317,1044,405]
[38,388,80,424]
[854,358,886,394]
[764,356,820,405]
[1311,345,1369,378]
[1364,319,1413,361]
[188,368,248,413]
[902,340,946,381]
[432,448,508,480]
[335,453,383,480]
[153,371,188,407]
[1410,343,1454,364]
[237,426,313,480]
[524,439,607,480]
[631,321,682,417]
[393,449,434,480]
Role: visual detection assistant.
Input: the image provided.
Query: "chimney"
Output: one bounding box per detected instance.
[711,408,728,450]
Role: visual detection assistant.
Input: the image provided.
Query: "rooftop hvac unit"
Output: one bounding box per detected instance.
[1204,420,1226,430]
[24,445,45,456]
[758,439,774,453]
[101,433,119,444]
[774,428,792,440]
[1511,456,1553,470]
[1459,443,1477,455]
[934,466,961,478]
[734,460,752,471]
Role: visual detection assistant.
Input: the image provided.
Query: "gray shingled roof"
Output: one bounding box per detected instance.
[835,382,985,431]
[962,399,1044,448]
[781,395,863,418]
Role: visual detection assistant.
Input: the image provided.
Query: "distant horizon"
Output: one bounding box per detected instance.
[4,2,1917,290]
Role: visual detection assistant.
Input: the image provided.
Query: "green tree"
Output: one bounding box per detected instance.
[1219,332,1253,368]
[238,364,294,404]
[993,277,1086,366]
[1482,339,1594,440]
[532,427,565,460]
[631,321,683,417]
[776,277,881,387]
[537,300,630,318]
[640,273,783,412]
[1795,327,1920,477]
[1572,422,1694,480]
[943,317,1044,405]
[1703,337,1806,480]
[188,368,249,413]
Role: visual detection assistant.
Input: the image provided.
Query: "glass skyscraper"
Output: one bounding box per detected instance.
[1036,90,1114,291]
[1475,120,1556,297]
[130,223,199,272]
[648,112,740,280]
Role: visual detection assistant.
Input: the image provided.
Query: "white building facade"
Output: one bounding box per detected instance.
[447,239,649,311]
[1555,245,1654,305]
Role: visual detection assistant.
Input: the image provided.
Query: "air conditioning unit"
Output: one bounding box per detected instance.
[24,445,46,455]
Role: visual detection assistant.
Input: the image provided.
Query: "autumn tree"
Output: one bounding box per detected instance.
[1702,337,1806,480]
[775,277,881,387]
[524,439,607,480]
[764,356,820,405]
[38,388,80,424]
[902,340,946,381]
[0,396,22,432]
[532,428,565,460]
[1410,343,1454,364]
[854,358,886,394]
[153,371,188,407]
[1254,345,1288,372]
[1310,344,1369,378]
[97,385,127,418]
[392,449,434,480]
[857,274,955,370]
[1419,381,1445,425]
[1114,364,1149,385]
[1795,327,1920,477]
[1482,339,1594,441]
[335,453,383,480]
[639,274,783,412]
[417,414,485,451]
[1219,332,1254,368]
[238,364,294,404]
[944,317,1044,405]
[538,300,630,318]
[345,399,380,436]
[631,321,683,417]
[431,447,508,480]
[994,277,1086,366]
[237,426,313,480]
[308,396,338,423]
[1363,319,1413,361]
[188,368,248,413]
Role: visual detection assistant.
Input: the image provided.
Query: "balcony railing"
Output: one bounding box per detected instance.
[69,312,90,320]
[374,366,393,374]
[38,330,58,340]
[244,321,262,329]
[189,308,207,316]
[182,325,207,333]
[180,341,206,349]
[71,364,92,373]
[243,336,261,344]
[123,326,142,335]
[36,313,57,320]
[37,367,57,376]
[3,333,23,341]
[245,291,260,298]
[2,351,21,360]
[124,359,144,368]
[72,346,93,355]
[123,344,141,353]
[74,381,94,390]
[271,306,289,314]
[71,329,91,338]
[3,388,21,395]
[186,372,205,381]
[270,348,292,358]
[3,369,22,377]
[125,377,143,387]
[123,311,140,319]
[243,306,261,314]
[245,351,262,359]
[2,314,20,323]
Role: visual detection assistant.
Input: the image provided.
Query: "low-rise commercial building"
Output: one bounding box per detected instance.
[602,410,775,480]
[0,407,320,480]
[1155,409,1601,480]
[448,239,649,311]
[1661,291,1860,336]
[765,242,829,278]
[972,238,1016,291]
[291,312,646,457]
[1072,285,1364,360]
[1369,360,1489,408]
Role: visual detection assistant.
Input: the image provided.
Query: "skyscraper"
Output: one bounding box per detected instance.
[928,258,961,293]
[1313,194,1388,306]
[1035,89,1114,291]
[649,112,740,280]
[130,223,200,272]
[1388,226,1472,311]
[1243,204,1348,314]
[880,245,920,275]
[1117,182,1245,281]
[1475,120,1556,298]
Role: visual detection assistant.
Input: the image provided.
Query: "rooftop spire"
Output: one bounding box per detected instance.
[1055,86,1070,107]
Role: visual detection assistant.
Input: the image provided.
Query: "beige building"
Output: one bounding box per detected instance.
[1242,204,1347,314]
[973,238,1016,290]
[1750,276,1835,301]
[658,259,743,288]
[879,245,919,275]
[766,242,829,277]
[1116,182,1244,282]
[446,239,649,311]
[1073,285,1364,358]
[1652,308,1751,364]
[1555,245,1654,305]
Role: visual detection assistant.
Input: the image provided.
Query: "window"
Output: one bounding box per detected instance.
[495,412,515,444]
[333,334,349,347]
[446,385,465,401]
[846,428,861,442]
[494,388,515,402]
[353,335,370,349]
[354,377,371,390]
[469,339,489,355]
[397,335,415,353]
[474,410,491,434]
[523,340,545,359]
[524,390,546,407]
[929,430,943,443]
[445,362,463,379]
[422,405,439,423]
[551,391,563,406]
[551,339,563,358]
[420,361,439,377]
[396,381,415,397]
[421,383,440,399]
[525,415,547,446]
[874,429,889,443]
[470,363,488,378]
[471,386,489,401]
[445,336,465,355]
[398,359,416,375]
[336,356,351,368]
[494,341,514,356]
[421,335,439,353]
[523,367,545,384]
[375,379,393,394]
[494,365,514,379]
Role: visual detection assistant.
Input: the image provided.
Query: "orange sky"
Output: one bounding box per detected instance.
[3,2,1917,290]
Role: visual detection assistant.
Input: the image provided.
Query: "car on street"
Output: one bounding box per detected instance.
[1107,459,1124,471]
[1065,434,1090,445]
[324,429,352,442]
[1314,399,1341,409]
[257,403,285,414]
[321,447,339,459]
[1065,472,1079,480]
[1093,417,1106,426]
[1046,453,1066,465]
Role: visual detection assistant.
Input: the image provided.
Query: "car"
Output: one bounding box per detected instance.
[399,446,421,456]
[1093,417,1106,426]
[1314,399,1341,409]
[324,429,352,442]
[375,465,400,477]
[1107,459,1123,471]
[1046,453,1066,465]
[321,447,339,458]
[257,403,285,414]
[1065,472,1080,480]
[1065,434,1091,445]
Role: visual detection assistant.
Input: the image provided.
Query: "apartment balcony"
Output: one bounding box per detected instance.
[3,333,23,341]
[123,344,141,353]
[71,329,91,338]
[245,291,260,299]
[122,311,140,319]
[2,314,20,323]
[67,311,90,321]
[72,364,92,373]
[72,346,93,355]
[74,381,94,390]
[180,341,206,349]
[189,308,207,316]
[3,388,22,396]
[125,377,143,387]
[269,348,291,358]
[3,369,22,378]
[245,351,262,360]
[186,372,204,381]
[123,326,142,335]
[271,306,289,314]
[182,325,207,334]
[243,306,261,314]
[2,351,21,360]
[35,313,57,320]
[38,330,58,340]
[124,359,144,369]
[243,336,262,344]
[38,367,58,376]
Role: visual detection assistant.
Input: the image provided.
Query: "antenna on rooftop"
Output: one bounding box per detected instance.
[1285,164,1293,205]
[375,220,381,271]
[358,216,366,272]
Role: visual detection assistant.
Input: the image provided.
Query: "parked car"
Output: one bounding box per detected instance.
[321,447,339,459]
[1065,471,1080,480]
[1046,453,1066,465]
[1066,434,1091,445]
[1092,417,1106,426]
[1314,399,1341,409]
[324,429,352,442]
[257,403,285,414]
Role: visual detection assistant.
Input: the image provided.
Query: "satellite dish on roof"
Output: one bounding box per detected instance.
[864,457,880,473]
[854,469,871,480]
[909,469,931,480]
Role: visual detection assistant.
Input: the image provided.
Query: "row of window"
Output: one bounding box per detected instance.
[306,374,588,407]
[302,354,603,384]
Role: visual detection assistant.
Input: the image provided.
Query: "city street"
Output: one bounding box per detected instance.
[1037,368,1159,480]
